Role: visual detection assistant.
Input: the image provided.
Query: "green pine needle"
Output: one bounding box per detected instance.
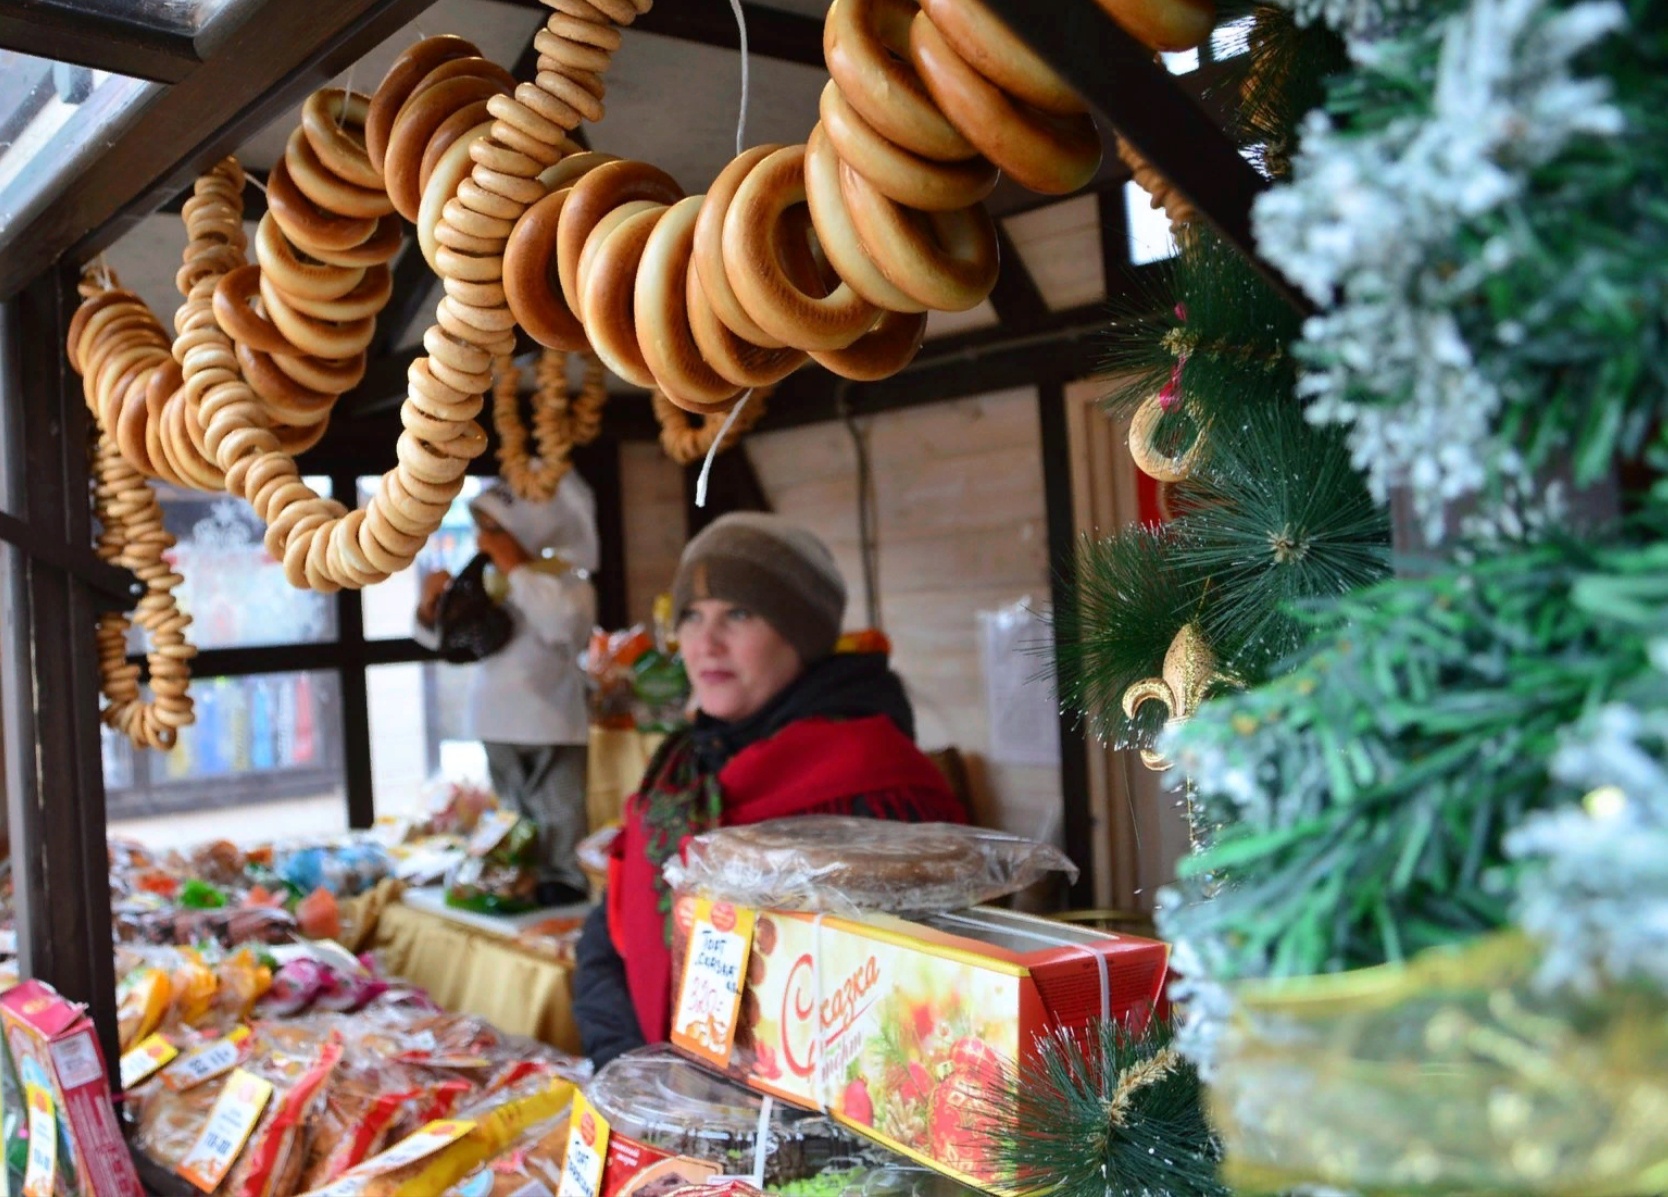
[1052,526,1210,750]
[1234,6,1350,183]
[985,1019,1229,1197]
[1163,528,1665,983]
[1171,403,1391,681]
[1100,232,1305,432]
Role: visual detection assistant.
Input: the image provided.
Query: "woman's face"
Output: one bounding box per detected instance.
[679,599,804,723]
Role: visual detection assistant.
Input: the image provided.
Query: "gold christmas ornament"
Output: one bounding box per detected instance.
[1128,391,1205,483]
[1121,622,1222,769]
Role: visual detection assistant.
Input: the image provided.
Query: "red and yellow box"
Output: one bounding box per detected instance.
[1,979,146,1197]
[671,902,1168,1190]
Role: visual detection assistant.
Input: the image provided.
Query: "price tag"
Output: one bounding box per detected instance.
[176,1069,274,1193]
[468,810,520,856]
[557,1092,610,1197]
[163,1025,251,1091]
[671,898,756,1067]
[21,1060,57,1197]
[120,1032,179,1090]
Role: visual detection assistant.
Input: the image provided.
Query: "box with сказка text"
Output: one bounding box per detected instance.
[670,901,1169,1191]
[2,978,146,1197]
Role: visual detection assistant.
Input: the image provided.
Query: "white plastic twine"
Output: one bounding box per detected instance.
[928,909,1112,1025]
[694,388,755,508]
[729,0,750,156]
[750,1094,774,1187]
[809,913,830,1112]
[694,1,754,510]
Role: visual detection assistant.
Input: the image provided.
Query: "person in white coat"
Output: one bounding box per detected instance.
[415,473,598,905]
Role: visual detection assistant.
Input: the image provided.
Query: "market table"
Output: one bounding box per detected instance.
[364,885,588,1055]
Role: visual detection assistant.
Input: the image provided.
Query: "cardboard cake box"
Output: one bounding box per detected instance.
[1,978,146,1197]
[669,901,1169,1189]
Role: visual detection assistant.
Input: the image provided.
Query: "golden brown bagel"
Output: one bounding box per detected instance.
[908,13,1102,196]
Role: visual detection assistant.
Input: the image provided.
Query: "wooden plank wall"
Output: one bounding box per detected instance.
[744,388,1064,846]
[618,442,687,627]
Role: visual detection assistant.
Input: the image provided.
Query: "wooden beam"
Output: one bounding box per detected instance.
[976,0,1309,314]
[373,236,437,357]
[0,0,447,301]
[0,3,200,84]
[985,223,1051,331]
[0,264,122,1070]
[489,0,824,66]
[1037,377,1096,908]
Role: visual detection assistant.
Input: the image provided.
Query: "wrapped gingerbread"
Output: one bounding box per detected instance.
[662,816,1077,918]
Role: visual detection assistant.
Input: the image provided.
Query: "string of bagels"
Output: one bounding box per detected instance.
[68,0,1212,744]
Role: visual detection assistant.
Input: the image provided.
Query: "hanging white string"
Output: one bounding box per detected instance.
[95,252,114,291]
[690,4,756,509]
[245,172,269,199]
[694,389,754,508]
[728,0,750,156]
[337,63,358,127]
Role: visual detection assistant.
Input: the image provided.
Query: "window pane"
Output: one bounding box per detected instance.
[0,50,159,239]
[45,0,262,37]
[105,670,346,849]
[1210,15,1254,60]
[153,477,336,649]
[367,660,488,820]
[1125,180,1179,266]
[1162,48,1199,74]
[357,475,486,641]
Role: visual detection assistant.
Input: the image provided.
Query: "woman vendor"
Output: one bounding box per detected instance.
[573,513,966,1067]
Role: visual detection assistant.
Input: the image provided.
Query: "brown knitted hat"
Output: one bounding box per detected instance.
[672,513,848,663]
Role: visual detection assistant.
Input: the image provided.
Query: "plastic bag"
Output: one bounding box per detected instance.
[587,1047,862,1187]
[583,625,655,728]
[662,817,1079,918]
[277,842,394,899]
[443,1110,570,1197]
[512,917,584,967]
[446,819,540,915]
[436,552,515,664]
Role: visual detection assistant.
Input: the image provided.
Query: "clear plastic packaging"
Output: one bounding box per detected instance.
[275,841,395,899]
[445,818,540,915]
[586,1047,866,1187]
[663,817,1079,918]
[442,1110,570,1196]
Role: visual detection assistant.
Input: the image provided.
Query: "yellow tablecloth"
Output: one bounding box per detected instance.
[368,894,582,1055]
[586,725,665,832]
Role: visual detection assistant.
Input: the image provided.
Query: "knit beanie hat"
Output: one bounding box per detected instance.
[672,513,847,664]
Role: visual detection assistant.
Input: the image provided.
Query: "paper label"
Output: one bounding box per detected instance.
[22,1064,57,1197]
[352,1119,475,1177]
[163,1025,251,1091]
[120,1032,179,1090]
[557,1093,610,1197]
[176,1068,273,1193]
[671,898,755,1066]
[49,1029,105,1089]
[468,810,520,856]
